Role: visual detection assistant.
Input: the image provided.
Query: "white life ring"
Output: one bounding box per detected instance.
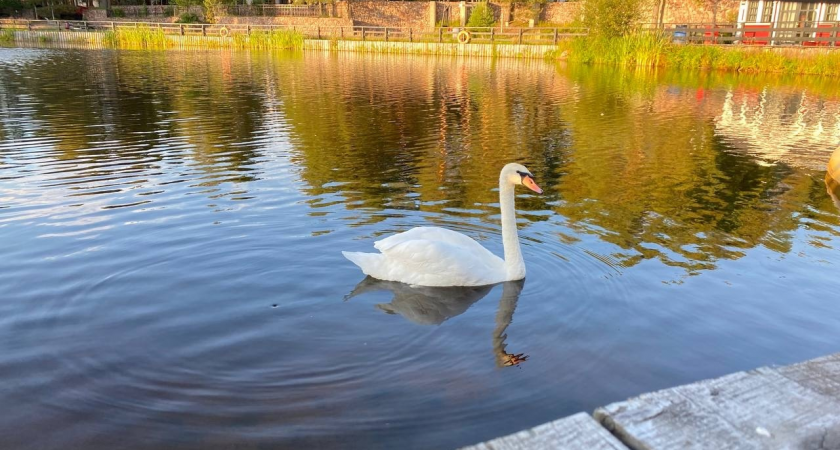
[219,26,230,37]
[457,30,471,44]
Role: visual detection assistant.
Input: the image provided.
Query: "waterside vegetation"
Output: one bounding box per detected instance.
[554,0,840,76]
[555,34,840,77]
[98,26,304,50]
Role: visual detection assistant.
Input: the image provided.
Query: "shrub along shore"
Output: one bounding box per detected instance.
[554,34,840,77]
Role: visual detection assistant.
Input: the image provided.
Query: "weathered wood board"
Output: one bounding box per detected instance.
[594,353,840,450]
[460,412,629,450]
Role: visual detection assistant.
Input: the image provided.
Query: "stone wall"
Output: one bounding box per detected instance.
[84,5,204,22]
[652,0,740,24]
[83,8,107,21]
[542,2,582,25]
[349,0,429,28]
[435,2,464,27]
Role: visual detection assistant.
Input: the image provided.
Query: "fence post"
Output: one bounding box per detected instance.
[247,25,250,35]
[409,28,413,42]
[202,24,206,36]
[362,27,365,41]
[340,26,344,38]
[317,26,320,39]
[385,28,388,42]
[180,23,184,35]
[553,28,558,45]
[111,21,115,30]
[490,27,494,42]
[438,27,442,43]
[518,28,523,45]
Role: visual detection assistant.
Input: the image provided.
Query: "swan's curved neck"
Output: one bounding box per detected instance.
[499,177,525,280]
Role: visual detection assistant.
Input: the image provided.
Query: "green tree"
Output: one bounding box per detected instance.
[0,0,24,16]
[467,2,495,27]
[582,0,648,37]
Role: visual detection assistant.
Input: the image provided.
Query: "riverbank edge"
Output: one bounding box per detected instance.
[461,352,840,450]
[5,29,840,73]
[2,30,558,58]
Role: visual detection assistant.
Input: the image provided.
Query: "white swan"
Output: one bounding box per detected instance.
[342,163,543,287]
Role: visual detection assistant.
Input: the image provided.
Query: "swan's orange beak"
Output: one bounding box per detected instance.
[522,175,542,194]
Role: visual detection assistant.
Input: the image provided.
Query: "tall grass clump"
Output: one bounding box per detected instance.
[102,30,118,47]
[113,27,169,49]
[0,29,14,44]
[559,33,840,76]
[663,45,840,76]
[235,29,304,50]
[560,0,840,77]
[560,33,668,66]
[562,0,672,66]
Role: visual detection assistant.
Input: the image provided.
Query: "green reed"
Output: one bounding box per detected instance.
[234,29,304,50]
[109,27,169,49]
[558,33,840,76]
[0,30,14,44]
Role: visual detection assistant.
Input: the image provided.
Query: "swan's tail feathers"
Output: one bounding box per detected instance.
[342,251,383,278]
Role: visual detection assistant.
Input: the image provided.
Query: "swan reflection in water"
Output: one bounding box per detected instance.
[345,279,528,367]
[828,146,840,212]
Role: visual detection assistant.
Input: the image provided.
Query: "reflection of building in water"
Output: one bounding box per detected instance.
[716,88,840,169]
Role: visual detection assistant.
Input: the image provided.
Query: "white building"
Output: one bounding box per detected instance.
[737,0,839,44]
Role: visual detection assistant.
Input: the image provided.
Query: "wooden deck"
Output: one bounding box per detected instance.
[462,353,840,450]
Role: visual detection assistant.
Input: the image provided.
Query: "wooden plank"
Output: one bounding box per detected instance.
[776,353,840,398]
[594,353,840,450]
[460,412,629,450]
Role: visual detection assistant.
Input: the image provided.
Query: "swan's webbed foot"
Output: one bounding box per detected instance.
[499,351,529,367]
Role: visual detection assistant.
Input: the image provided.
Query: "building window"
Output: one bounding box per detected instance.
[746,0,760,21]
[777,2,820,41]
[778,1,797,26]
[761,0,774,22]
[778,2,817,26]
[825,3,839,21]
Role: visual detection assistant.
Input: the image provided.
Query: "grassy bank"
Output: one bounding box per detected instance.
[233,29,304,50]
[0,30,14,44]
[98,27,304,50]
[555,34,840,76]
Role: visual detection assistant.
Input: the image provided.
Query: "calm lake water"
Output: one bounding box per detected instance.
[1,47,839,450]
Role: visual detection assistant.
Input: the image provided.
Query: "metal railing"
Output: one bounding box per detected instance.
[0,20,588,45]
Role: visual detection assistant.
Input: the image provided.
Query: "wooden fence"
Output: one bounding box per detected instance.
[651,22,840,46]
[6,19,837,47]
[0,20,588,45]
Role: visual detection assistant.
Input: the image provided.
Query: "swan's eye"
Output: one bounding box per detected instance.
[516,170,534,180]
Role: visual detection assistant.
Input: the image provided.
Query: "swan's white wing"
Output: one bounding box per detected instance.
[375,226,497,258]
[344,227,506,286]
[377,238,505,287]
